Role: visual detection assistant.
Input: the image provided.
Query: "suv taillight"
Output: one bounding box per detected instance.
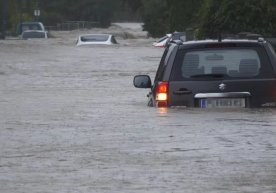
[155,82,168,107]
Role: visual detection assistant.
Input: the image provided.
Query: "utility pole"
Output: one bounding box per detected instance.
[34,0,40,21]
[0,0,7,39]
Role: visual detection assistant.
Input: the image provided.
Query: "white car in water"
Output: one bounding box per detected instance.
[152,32,187,48]
[76,34,118,46]
[152,34,172,48]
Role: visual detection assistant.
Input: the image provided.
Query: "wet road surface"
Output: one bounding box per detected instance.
[1,29,276,193]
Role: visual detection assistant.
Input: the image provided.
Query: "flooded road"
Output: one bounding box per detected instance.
[1,27,276,193]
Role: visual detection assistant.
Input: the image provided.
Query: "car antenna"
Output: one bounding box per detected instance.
[218,32,222,42]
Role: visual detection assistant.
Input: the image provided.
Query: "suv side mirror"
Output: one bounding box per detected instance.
[133,75,152,88]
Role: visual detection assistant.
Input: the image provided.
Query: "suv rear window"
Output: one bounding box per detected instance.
[171,48,270,80]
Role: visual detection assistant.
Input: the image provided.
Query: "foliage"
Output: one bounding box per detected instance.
[198,0,276,38]
[113,0,143,21]
[1,0,276,37]
[1,0,34,33]
[141,0,169,37]
[40,0,119,27]
[166,0,203,32]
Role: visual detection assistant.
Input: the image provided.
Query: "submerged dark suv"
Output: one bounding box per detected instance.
[133,39,276,108]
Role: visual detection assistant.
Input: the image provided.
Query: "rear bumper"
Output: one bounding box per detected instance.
[195,92,251,108]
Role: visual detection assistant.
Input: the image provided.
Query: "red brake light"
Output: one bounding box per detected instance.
[157,45,165,48]
[155,82,169,107]
[156,82,168,93]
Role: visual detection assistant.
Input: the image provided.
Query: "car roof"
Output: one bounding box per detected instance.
[78,34,112,42]
[21,22,43,24]
[77,33,117,46]
[22,30,46,33]
[172,39,266,49]
[182,39,264,45]
[79,34,112,37]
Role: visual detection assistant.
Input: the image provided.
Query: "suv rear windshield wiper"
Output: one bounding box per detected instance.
[190,73,228,78]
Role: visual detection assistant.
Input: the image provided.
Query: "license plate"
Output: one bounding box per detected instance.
[200,98,245,108]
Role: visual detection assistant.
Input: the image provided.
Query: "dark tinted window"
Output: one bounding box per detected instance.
[81,35,109,42]
[111,36,117,44]
[268,42,276,54]
[21,23,43,33]
[22,24,42,31]
[154,48,169,82]
[154,45,175,82]
[266,38,276,52]
[171,47,273,80]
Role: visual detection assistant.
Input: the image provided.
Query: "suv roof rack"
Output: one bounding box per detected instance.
[258,37,265,43]
[166,39,183,47]
[170,40,182,45]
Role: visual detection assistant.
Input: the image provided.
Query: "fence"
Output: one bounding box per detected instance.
[45,21,100,31]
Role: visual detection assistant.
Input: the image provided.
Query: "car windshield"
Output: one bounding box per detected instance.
[81,35,109,42]
[22,24,41,31]
[177,48,261,79]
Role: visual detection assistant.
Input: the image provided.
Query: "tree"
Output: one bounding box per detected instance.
[2,0,276,38]
[40,0,119,27]
[0,0,5,38]
[140,0,204,37]
[167,0,203,32]
[141,0,169,37]
[113,0,143,21]
[198,0,276,38]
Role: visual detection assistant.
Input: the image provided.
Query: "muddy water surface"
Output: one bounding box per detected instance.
[1,31,276,193]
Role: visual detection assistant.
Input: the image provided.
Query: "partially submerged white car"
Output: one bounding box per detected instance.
[152,34,172,48]
[76,34,118,46]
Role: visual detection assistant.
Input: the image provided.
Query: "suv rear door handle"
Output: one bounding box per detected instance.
[173,90,192,95]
